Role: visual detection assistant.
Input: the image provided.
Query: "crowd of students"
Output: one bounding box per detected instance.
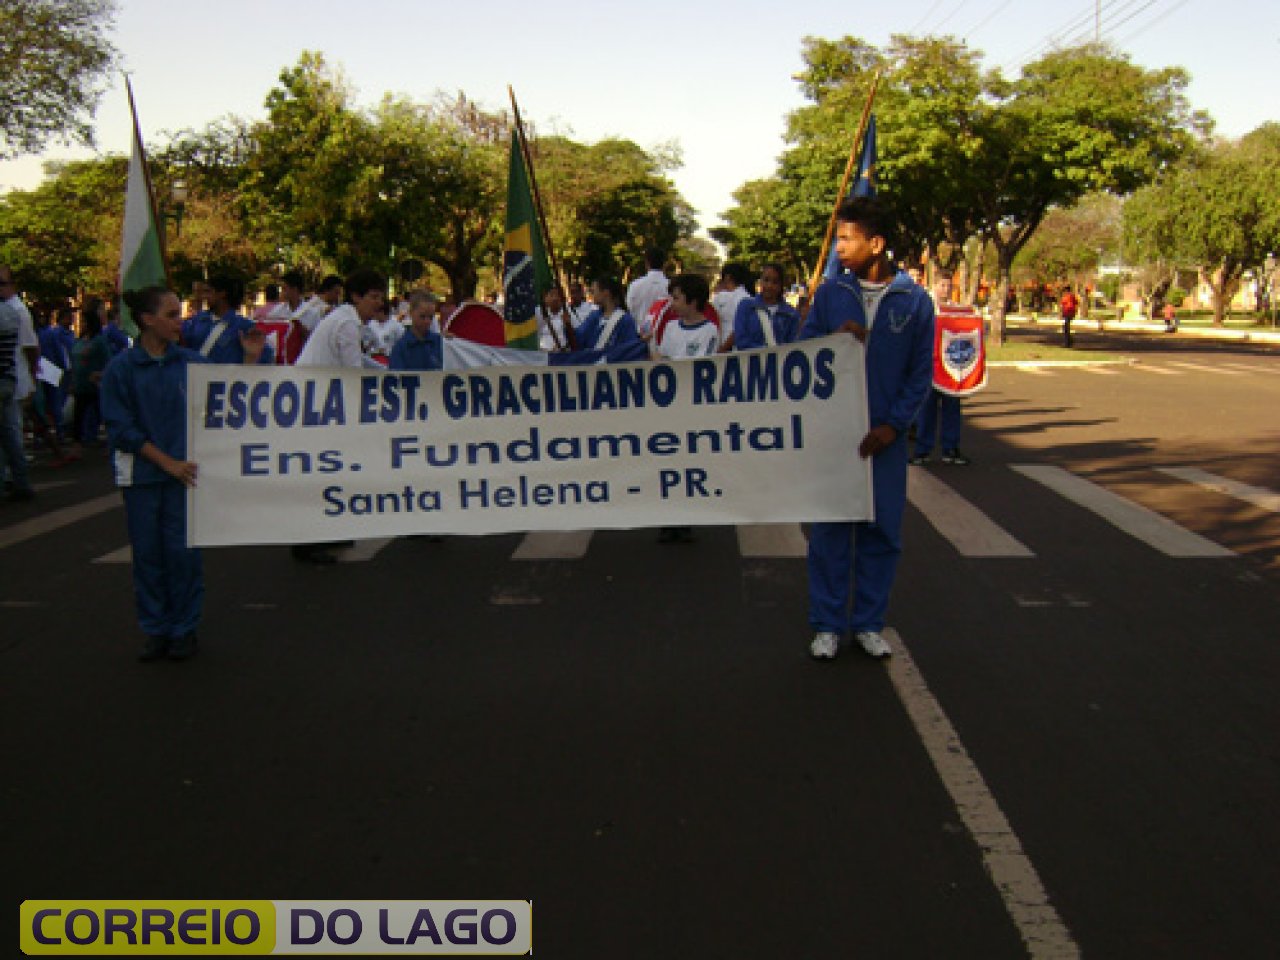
[2,196,945,668]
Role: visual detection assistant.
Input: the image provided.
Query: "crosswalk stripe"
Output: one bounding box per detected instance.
[0,492,121,551]
[1156,467,1280,514]
[336,537,396,562]
[736,523,808,558]
[512,530,594,560]
[93,545,132,564]
[1162,360,1243,376]
[1131,364,1179,375]
[908,469,1034,557]
[1011,465,1235,557]
[1015,366,1055,376]
[1216,362,1270,374]
[1079,365,1119,375]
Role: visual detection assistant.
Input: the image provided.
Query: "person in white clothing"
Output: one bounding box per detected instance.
[361,301,405,360]
[536,284,578,351]
[653,272,717,542]
[711,262,754,352]
[297,269,387,369]
[626,247,669,340]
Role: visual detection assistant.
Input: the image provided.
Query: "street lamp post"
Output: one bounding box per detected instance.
[166,179,188,238]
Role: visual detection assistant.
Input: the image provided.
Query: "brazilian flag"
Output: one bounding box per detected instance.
[502,135,552,349]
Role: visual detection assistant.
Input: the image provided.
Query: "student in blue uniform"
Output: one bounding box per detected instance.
[574,278,641,351]
[388,290,445,371]
[730,262,802,351]
[181,275,274,365]
[102,285,267,661]
[799,196,934,661]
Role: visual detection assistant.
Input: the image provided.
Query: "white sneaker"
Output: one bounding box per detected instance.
[855,630,891,659]
[810,631,839,660]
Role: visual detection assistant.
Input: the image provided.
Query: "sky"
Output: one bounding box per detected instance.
[3,0,1278,237]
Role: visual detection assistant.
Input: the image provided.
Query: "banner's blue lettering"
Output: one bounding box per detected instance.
[205,381,227,428]
[242,443,270,476]
[813,348,837,399]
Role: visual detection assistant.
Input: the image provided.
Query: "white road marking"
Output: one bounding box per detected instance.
[908,470,1034,557]
[1162,360,1243,376]
[1078,365,1119,375]
[1215,362,1271,374]
[1016,366,1055,376]
[885,629,1080,958]
[93,545,132,564]
[512,530,594,560]
[1130,364,1179,375]
[336,538,396,562]
[0,492,121,551]
[1157,467,1280,514]
[1011,465,1235,557]
[736,523,808,558]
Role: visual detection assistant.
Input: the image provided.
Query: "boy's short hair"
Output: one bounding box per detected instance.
[593,277,625,304]
[345,269,388,299]
[669,273,710,311]
[209,274,245,308]
[759,262,788,285]
[835,195,895,247]
[644,248,666,270]
[281,270,306,291]
[719,261,752,288]
[317,274,344,294]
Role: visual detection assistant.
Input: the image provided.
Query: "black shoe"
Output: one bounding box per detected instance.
[167,632,198,661]
[137,636,169,662]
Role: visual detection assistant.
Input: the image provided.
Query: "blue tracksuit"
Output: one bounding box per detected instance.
[182,310,274,365]
[101,344,206,641]
[799,270,934,634]
[733,296,801,350]
[575,309,641,351]
[388,328,444,371]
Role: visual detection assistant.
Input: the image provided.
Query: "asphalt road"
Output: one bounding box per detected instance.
[4,331,1280,958]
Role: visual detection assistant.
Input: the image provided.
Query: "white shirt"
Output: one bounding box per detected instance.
[362,316,405,356]
[712,286,750,334]
[656,318,719,360]
[626,270,668,337]
[296,303,364,368]
[536,307,576,351]
[285,295,329,332]
[7,296,37,399]
[859,280,890,331]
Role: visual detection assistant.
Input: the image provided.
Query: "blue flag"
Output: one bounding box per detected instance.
[823,114,877,280]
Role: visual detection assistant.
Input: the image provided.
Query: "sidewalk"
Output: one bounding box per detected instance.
[1006,313,1280,346]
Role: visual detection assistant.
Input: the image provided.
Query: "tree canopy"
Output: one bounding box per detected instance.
[0,0,120,159]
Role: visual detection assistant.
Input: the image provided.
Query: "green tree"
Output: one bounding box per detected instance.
[1014,193,1121,293]
[0,156,125,299]
[1,0,120,158]
[1124,124,1280,325]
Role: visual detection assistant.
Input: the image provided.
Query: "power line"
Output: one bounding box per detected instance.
[932,0,976,33]
[963,0,1019,42]
[1117,0,1191,45]
[908,0,952,35]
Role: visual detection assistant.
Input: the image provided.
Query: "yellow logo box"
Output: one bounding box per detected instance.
[20,902,275,956]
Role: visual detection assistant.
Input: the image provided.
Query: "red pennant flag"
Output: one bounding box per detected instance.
[933,305,987,396]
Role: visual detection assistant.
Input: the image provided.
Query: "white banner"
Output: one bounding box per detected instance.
[186,336,872,546]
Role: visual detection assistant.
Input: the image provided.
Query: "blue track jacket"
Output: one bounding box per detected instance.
[101,344,206,487]
[799,270,934,435]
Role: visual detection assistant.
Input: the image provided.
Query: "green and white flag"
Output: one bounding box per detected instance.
[118,78,166,338]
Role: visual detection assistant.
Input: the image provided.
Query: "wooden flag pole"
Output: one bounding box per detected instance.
[807,69,882,297]
[508,86,572,349]
[123,74,170,285]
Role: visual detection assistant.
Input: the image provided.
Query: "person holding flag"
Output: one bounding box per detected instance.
[911,272,975,466]
[800,196,934,662]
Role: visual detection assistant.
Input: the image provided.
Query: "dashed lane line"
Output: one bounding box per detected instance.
[886,629,1080,958]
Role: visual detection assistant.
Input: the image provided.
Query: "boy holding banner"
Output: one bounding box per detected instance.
[800,197,934,661]
[911,272,978,466]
